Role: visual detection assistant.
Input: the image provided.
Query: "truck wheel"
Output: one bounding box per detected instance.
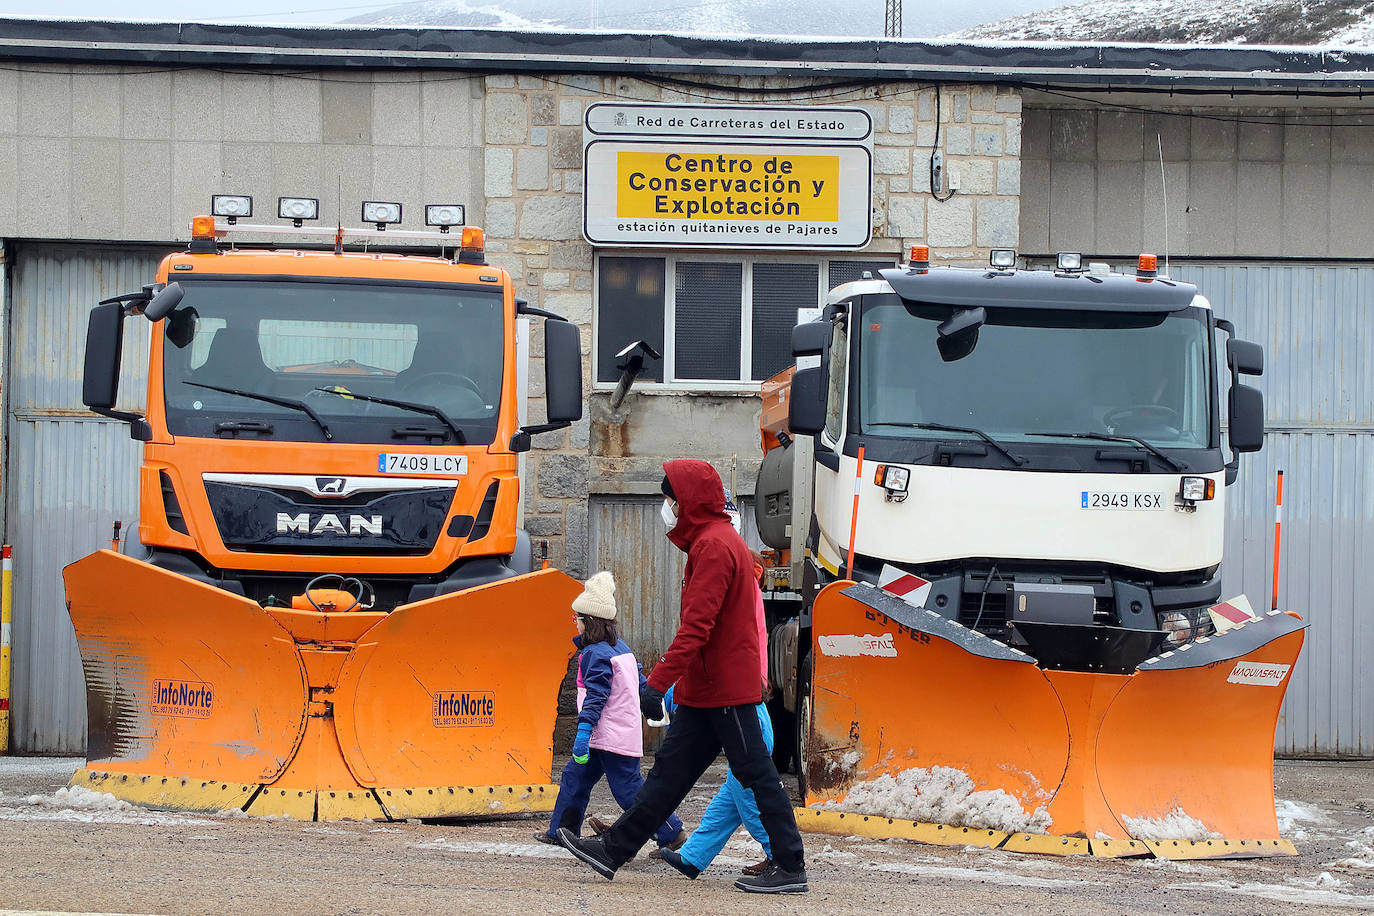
[795,651,813,798]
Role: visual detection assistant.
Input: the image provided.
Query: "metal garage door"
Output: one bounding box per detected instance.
[5,243,160,753]
[588,494,762,669]
[1171,262,1374,756]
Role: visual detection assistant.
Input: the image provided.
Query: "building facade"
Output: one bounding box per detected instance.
[0,21,1370,755]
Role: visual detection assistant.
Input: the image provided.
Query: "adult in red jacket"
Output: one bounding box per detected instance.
[558,459,808,894]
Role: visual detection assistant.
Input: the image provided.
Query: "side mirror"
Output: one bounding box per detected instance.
[83,302,125,411]
[936,306,985,362]
[788,366,826,435]
[143,282,185,323]
[1227,338,1264,376]
[544,319,583,425]
[1229,383,1264,452]
[791,321,831,358]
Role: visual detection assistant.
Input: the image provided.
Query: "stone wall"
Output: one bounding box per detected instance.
[481,74,1025,576]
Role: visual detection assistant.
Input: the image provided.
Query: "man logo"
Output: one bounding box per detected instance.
[315,477,346,495]
[277,513,383,536]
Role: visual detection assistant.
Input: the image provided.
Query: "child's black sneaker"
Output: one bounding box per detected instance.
[557,827,618,881]
[733,862,809,894]
[658,847,700,879]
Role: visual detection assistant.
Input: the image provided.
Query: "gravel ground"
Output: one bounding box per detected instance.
[0,756,1371,915]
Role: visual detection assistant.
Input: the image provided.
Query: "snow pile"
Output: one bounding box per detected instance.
[0,785,217,827]
[1121,808,1220,842]
[820,765,1052,834]
[1335,826,1374,870]
[1276,798,1328,841]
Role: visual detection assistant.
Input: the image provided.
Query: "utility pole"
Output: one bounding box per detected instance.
[884,0,902,37]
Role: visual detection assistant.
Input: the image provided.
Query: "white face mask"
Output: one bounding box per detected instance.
[660,498,678,530]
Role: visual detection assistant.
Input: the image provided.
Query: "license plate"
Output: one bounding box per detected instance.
[1081,491,1165,510]
[378,453,468,475]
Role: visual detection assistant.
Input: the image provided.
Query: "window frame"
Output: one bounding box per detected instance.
[592,251,895,393]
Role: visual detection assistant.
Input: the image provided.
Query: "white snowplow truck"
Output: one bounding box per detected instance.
[756,249,1307,857]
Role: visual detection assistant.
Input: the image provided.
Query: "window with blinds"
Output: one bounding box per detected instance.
[594,253,897,386]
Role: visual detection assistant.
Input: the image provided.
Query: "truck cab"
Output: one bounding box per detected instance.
[82,202,583,611]
[758,249,1266,738]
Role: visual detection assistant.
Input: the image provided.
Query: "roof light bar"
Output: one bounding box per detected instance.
[278,197,320,227]
[362,201,402,229]
[211,194,252,224]
[425,204,466,232]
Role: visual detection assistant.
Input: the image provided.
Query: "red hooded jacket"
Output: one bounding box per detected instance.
[645,459,762,708]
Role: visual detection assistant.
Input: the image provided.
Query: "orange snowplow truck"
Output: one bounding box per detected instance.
[64,197,584,821]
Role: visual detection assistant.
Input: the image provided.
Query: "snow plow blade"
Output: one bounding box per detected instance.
[63,550,578,820]
[802,581,1306,858]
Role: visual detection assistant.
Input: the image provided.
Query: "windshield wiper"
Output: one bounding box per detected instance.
[184,381,333,441]
[313,387,466,445]
[869,421,1027,467]
[1026,431,1186,472]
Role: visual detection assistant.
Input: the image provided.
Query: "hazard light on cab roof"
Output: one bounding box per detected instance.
[190,216,216,240]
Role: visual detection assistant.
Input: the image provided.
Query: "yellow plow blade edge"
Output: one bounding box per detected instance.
[63,550,578,820]
[803,582,1306,858]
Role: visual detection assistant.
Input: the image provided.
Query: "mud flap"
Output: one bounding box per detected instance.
[332,569,581,818]
[63,550,310,789]
[803,582,1307,857]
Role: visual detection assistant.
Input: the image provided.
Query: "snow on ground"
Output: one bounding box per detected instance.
[0,756,80,783]
[1120,808,1220,842]
[0,785,220,827]
[1169,879,1374,909]
[819,765,1052,835]
[1276,798,1330,841]
[1335,826,1374,870]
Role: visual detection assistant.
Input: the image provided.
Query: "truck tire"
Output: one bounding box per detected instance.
[794,651,813,798]
[768,695,796,775]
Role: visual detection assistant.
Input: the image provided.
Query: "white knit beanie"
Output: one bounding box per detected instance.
[572,571,617,620]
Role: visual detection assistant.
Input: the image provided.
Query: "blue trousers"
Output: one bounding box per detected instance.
[544,748,683,847]
[678,703,774,872]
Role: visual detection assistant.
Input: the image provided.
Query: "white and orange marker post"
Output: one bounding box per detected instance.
[1,544,12,754]
[1271,469,1284,612]
[845,445,865,580]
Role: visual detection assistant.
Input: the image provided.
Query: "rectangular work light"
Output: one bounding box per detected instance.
[211,194,252,223]
[425,204,466,231]
[278,197,320,226]
[362,201,402,228]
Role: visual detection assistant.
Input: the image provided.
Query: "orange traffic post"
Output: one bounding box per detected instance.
[1271,469,1284,611]
[845,445,865,579]
[1,544,12,754]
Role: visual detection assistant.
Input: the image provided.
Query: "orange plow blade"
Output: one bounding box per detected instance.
[63,550,578,820]
[802,582,1306,858]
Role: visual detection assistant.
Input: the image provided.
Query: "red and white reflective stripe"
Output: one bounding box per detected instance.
[879,564,932,608]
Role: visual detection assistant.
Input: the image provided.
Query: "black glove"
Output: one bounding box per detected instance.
[640,684,666,722]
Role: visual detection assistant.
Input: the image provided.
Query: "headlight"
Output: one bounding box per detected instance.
[989,248,1017,269]
[1056,251,1083,271]
[425,204,466,229]
[873,464,910,501]
[1159,608,1216,647]
[1178,476,1215,502]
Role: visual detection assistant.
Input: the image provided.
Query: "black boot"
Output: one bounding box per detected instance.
[733,861,808,894]
[658,847,700,879]
[556,827,618,881]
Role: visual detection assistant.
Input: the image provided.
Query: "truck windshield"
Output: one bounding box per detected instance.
[161,279,504,445]
[857,298,1212,451]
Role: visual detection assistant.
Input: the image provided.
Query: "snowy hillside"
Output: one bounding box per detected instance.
[949,0,1374,45]
[345,0,1066,40]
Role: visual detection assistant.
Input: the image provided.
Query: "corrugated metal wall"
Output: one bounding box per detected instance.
[1171,263,1374,756]
[588,495,761,671]
[6,243,160,753]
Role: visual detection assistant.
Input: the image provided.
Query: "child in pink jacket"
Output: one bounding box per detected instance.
[538,571,685,849]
